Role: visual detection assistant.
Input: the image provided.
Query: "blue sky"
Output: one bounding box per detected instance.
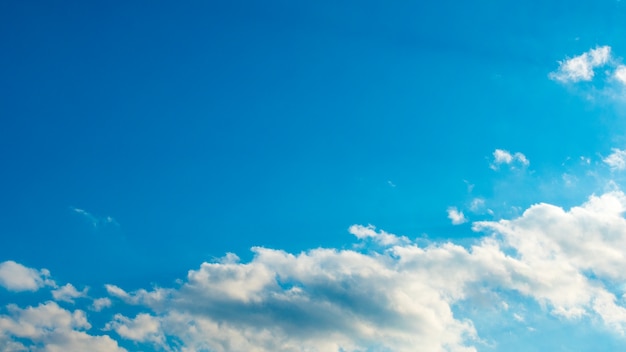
[3,1,626,351]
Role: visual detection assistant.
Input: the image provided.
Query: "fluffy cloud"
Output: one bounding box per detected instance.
[105,313,165,347]
[0,301,125,352]
[490,149,529,170]
[604,148,626,171]
[614,65,626,85]
[96,190,626,351]
[51,284,88,304]
[90,298,112,312]
[0,261,54,292]
[474,191,626,328]
[549,46,612,83]
[107,244,480,352]
[447,207,468,225]
[7,191,626,350]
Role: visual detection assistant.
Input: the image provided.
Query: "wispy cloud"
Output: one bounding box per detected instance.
[604,148,626,171]
[348,224,409,245]
[70,207,119,229]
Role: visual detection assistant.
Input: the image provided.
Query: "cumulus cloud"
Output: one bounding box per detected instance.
[490,149,529,170]
[549,46,612,83]
[0,301,125,352]
[90,298,112,312]
[91,189,626,351]
[0,261,54,292]
[8,190,626,350]
[614,65,626,85]
[106,243,480,352]
[604,148,626,171]
[105,313,165,347]
[447,207,468,225]
[473,191,626,328]
[52,284,88,304]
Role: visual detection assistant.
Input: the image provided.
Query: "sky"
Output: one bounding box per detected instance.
[3,1,626,351]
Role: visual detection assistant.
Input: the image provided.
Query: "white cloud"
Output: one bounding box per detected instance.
[447,207,468,225]
[473,190,626,330]
[8,189,626,350]
[93,189,626,350]
[90,298,112,312]
[0,301,125,352]
[490,149,529,170]
[469,198,485,213]
[106,237,481,351]
[105,313,165,346]
[348,224,409,246]
[52,284,88,304]
[614,65,626,85]
[549,46,612,83]
[603,148,626,171]
[0,261,54,292]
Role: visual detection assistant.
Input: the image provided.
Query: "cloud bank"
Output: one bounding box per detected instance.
[3,189,626,350]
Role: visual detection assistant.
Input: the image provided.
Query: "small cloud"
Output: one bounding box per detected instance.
[490,149,529,170]
[562,173,578,187]
[52,283,88,304]
[549,46,612,83]
[469,198,485,212]
[464,180,475,193]
[91,297,112,312]
[387,180,396,188]
[447,207,468,225]
[105,284,131,301]
[348,224,408,246]
[513,313,525,322]
[603,148,626,171]
[614,65,626,85]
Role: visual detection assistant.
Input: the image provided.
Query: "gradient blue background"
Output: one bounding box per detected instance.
[2,5,626,349]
